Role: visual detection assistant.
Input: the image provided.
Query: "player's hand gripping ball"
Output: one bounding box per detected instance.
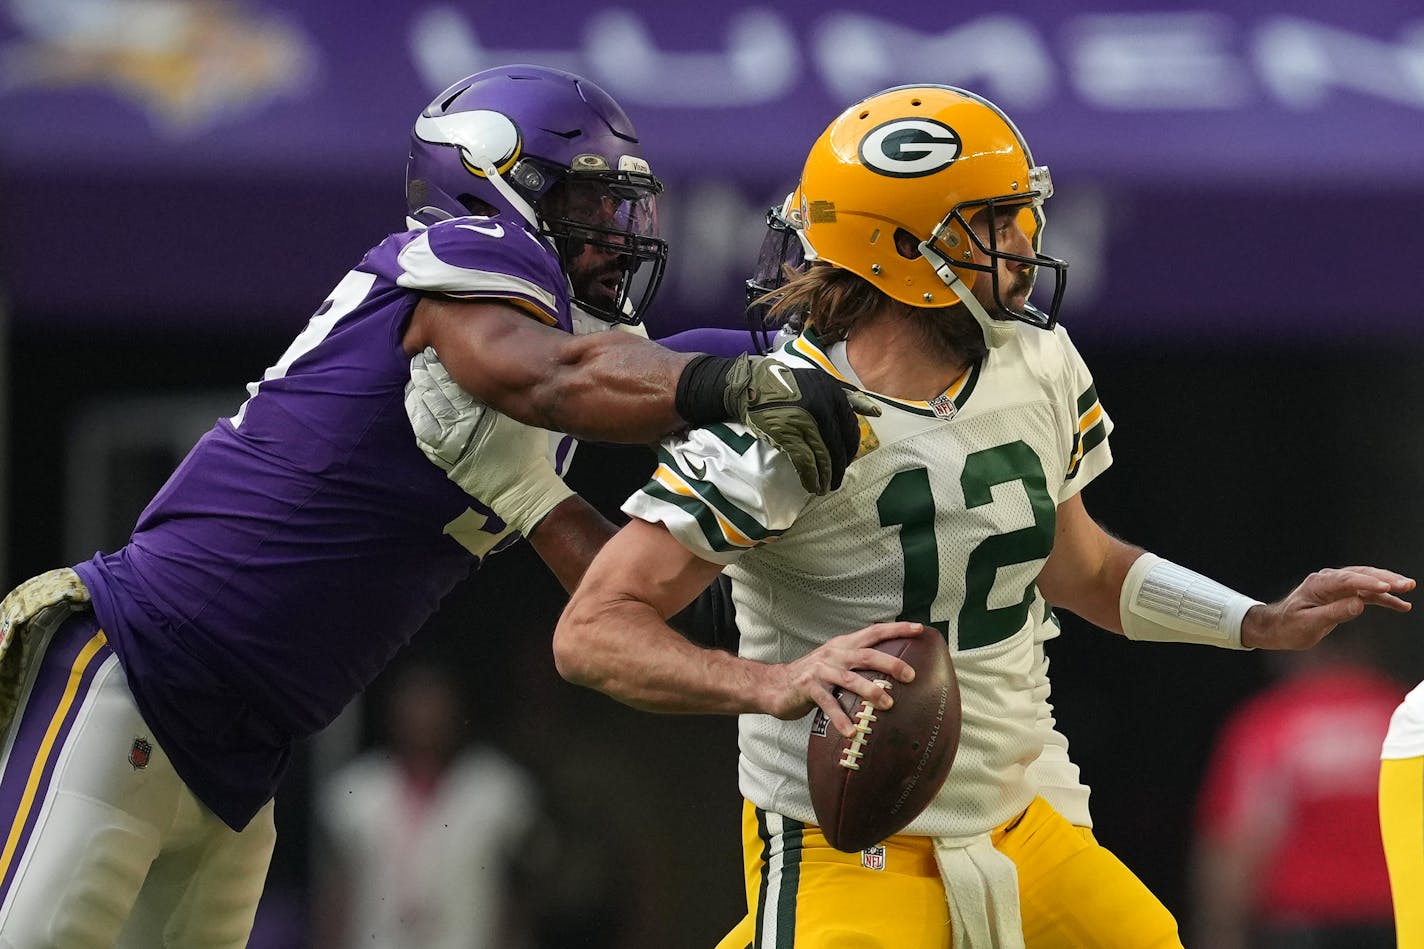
[806,633,961,853]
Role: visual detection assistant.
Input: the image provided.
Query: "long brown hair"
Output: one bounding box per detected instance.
[763,262,889,344]
[764,262,986,363]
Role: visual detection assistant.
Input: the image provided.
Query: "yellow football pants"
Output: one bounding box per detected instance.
[715,797,1181,949]
[1381,756,1424,949]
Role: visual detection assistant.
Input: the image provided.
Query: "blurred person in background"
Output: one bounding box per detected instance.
[1190,630,1403,949]
[0,62,867,948]
[313,661,548,949]
[1380,679,1424,948]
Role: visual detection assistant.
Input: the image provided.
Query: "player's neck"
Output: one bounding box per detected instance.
[844,310,977,401]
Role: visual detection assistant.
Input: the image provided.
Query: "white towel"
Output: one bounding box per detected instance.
[932,832,1025,949]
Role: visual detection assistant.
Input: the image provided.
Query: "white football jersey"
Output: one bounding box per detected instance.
[624,322,1113,838]
[1382,680,1424,759]
[1022,591,1093,828]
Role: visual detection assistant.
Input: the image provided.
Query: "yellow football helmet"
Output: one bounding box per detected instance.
[797,85,1067,345]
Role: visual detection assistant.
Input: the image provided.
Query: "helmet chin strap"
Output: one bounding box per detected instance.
[918,240,1016,349]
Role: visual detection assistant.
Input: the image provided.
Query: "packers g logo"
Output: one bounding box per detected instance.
[858,118,961,178]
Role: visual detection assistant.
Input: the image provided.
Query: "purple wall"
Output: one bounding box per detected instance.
[3,2,1421,339]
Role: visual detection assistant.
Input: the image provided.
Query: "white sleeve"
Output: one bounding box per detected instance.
[1055,325,1113,494]
[1382,680,1424,759]
[622,422,810,565]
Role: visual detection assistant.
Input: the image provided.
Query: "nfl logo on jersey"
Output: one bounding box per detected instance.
[861,845,887,871]
[129,737,152,770]
[928,395,957,419]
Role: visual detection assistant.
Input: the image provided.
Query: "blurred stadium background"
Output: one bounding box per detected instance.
[3,1,1423,945]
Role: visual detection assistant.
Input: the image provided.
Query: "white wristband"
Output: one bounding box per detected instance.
[1119,553,1260,650]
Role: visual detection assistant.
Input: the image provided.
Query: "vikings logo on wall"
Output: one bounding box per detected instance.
[0,0,315,134]
[858,119,962,178]
[129,737,152,771]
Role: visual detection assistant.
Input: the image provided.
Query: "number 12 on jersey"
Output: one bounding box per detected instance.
[875,440,1056,650]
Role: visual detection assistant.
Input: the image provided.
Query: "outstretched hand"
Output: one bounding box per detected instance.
[1240,566,1414,650]
[767,621,927,738]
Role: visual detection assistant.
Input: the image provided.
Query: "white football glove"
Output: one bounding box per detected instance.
[405,347,574,537]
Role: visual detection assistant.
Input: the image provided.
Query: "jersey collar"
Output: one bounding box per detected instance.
[783,325,982,420]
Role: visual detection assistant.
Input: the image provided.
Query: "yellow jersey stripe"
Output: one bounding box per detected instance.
[0,629,109,885]
[1078,403,1102,433]
[791,333,973,414]
[790,336,849,382]
[652,465,757,548]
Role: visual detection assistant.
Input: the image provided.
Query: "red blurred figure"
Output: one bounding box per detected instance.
[1190,635,1403,949]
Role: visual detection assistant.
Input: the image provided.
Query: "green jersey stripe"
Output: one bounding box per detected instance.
[654,448,777,543]
[1066,420,1108,480]
[1080,419,1108,455]
[1076,383,1099,417]
[776,818,803,949]
[754,808,772,949]
[953,358,983,410]
[704,423,758,454]
[797,325,984,417]
[753,808,804,949]
[643,481,742,553]
[863,392,942,418]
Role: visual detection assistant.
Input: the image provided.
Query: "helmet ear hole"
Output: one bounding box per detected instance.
[893,229,922,260]
[458,195,498,217]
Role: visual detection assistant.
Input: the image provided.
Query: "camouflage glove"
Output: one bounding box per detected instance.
[675,353,879,495]
[1,568,91,735]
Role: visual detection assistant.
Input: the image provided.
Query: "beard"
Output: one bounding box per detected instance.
[981,270,1036,320]
[905,304,988,366]
[569,260,624,309]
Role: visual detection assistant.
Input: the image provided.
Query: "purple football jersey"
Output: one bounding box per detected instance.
[73,217,572,829]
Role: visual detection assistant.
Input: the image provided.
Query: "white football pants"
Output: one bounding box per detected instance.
[0,613,275,948]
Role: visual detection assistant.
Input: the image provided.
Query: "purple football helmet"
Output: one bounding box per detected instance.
[406,64,667,325]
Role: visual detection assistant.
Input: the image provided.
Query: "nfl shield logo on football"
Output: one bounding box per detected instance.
[810,709,829,738]
[129,737,152,771]
[928,395,957,419]
[861,845,887,871]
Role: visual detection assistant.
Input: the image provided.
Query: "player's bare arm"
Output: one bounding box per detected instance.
[554,517,919,737]
[523,496,617,594]
[405,294,878,495]
[406,296,689,443]
[1035,493,1142,633]
[1037,493,1414,648]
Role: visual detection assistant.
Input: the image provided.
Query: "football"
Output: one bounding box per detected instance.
[806,632,961,853]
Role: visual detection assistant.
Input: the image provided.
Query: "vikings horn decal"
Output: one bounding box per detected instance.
[413,109,522,178]
[858,118,962,178]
